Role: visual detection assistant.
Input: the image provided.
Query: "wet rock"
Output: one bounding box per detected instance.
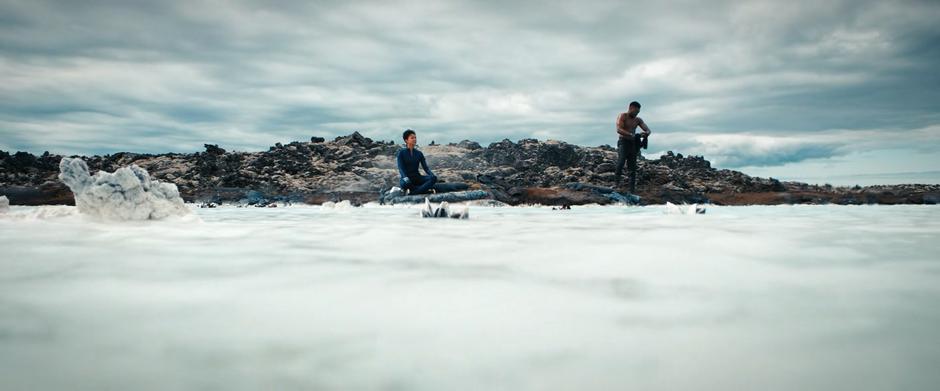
[382,190,490,205]
[517,187,610,206]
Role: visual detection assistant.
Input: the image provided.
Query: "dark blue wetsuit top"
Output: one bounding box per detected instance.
[396,147,434,180]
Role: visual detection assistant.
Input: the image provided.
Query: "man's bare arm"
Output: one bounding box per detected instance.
[616,113,630,137]
[638,119,651,136]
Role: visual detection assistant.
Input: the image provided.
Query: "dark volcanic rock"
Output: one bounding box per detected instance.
[454,140,482,150]
[2,135,937,206]
[204,144,226,156]
[333,131,373,147]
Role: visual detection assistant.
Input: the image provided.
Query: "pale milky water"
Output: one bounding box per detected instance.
[1,204,938,390]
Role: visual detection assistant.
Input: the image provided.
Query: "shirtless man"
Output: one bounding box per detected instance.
[614,101,651,193]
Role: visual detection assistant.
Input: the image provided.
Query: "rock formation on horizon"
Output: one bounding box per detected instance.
[1,132,938,206]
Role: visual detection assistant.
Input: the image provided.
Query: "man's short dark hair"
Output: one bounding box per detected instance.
[629,101,641,109]
[402,129,416,141]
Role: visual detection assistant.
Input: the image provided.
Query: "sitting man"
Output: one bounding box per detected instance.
[396,129,438,195]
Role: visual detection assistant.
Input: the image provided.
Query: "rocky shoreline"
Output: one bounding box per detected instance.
[2,132,938,206]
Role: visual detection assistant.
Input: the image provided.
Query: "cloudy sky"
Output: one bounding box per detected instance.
[2,0,938,184]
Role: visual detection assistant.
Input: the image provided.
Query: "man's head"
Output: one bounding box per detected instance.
[628,101,641,117]
[402,129,417,148]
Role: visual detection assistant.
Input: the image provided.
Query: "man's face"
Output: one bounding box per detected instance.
[406,134,417,147]
[628,106,640,117]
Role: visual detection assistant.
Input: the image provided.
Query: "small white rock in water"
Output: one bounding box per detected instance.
[0,195,9,212]
[421,198,469,219]
[386,186,404,198]
[665,201,706,215]
[58,157,190,220]
[321,200,353,209]
[449,203,470,219]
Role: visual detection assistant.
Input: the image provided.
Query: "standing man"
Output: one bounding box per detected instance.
[614,101,651,193]
[397,129,438,195]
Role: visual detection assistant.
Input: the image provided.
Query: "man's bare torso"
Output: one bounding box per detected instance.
[617,113,645,138]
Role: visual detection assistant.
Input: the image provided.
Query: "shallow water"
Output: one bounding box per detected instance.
[1,204,939,390]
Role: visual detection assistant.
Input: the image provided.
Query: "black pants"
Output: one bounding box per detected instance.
[401,174,438,195]
[614,137,637,193]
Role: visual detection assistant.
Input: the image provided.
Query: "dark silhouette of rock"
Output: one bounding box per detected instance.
[333,131,373,147]
[204,144,226,156]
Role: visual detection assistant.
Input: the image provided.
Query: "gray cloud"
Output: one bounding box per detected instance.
[1,0,938,176]
[648,124,940,169]
[650,134,846,168]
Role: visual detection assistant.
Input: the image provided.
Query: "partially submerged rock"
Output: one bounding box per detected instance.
[514,184,640,206]
[564,182,641,205]
[421,198,469,219]
[665,201,706,214]
[605,192,641,204]
[322,200,353,209]
[381,188,490,205]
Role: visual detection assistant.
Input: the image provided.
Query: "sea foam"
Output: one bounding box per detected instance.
[58,157,190,220]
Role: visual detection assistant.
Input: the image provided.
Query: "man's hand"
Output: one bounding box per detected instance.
[402,177,411,185]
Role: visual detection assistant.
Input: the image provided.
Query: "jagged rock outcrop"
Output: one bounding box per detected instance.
[1,134,938,206]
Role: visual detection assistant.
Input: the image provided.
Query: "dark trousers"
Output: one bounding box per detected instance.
[401,174,438,195]
[614,137,638,193]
